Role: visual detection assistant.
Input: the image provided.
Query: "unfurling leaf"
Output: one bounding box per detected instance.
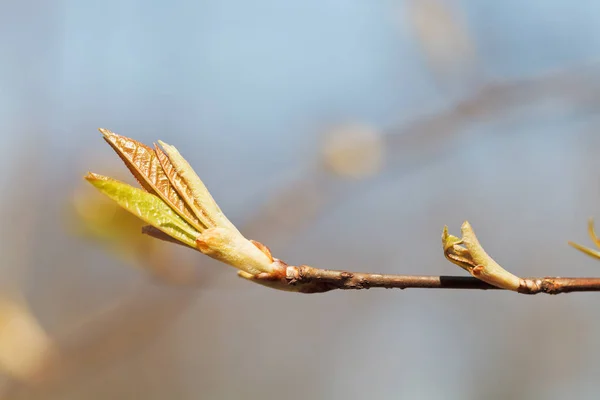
[157,140,239,233]
[100,129,203,232]
[85,172,199,248]
[86,130,279,276]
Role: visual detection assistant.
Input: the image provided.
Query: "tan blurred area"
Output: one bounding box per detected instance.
[2,1,600,399]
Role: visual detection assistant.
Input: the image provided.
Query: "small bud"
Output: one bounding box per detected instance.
[442,221,521,291]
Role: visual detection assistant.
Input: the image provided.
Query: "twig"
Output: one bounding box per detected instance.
[247,266,600,295]
[242,220,600,295]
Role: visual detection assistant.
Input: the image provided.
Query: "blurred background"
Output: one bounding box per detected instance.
[2,0,600,399]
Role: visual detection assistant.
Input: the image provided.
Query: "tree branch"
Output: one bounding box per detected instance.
[249,266,600,295]
[89,130,600,296]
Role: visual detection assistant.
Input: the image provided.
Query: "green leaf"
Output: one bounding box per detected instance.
[85,172,199,248]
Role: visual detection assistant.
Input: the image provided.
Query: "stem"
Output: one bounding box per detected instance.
[279,266,600,294]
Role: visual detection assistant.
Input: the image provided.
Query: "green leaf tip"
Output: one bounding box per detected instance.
[85,172,199,248]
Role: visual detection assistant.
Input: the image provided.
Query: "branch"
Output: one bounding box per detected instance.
[87,130,600,296]
[241,266,600,295]
[239,221,600,295]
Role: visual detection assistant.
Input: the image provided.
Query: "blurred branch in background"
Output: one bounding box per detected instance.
[382,63,600,181]
[2,285,196,399]
[407,0,481,92]
[242,62,600,253]
[182,6,600,258]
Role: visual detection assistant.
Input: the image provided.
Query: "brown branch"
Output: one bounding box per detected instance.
[238,221,600,295]
[273,266,600,295]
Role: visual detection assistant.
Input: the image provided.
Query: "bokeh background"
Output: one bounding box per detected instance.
[2,1,600,399]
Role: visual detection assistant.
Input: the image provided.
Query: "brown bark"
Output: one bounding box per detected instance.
[267,265,600,295]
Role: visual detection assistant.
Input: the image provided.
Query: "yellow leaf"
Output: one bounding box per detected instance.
[569,241,600,260]
[157,140,239,232]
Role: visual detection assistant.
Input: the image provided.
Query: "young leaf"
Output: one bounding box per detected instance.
[85,172,199,248]
[569,219,600,260]
[156,140,239,233]
[443,222,521,291]
[587,218,600,249]
[153,144,211,230]
[99,129,203,232]
[88,131,279,276]
[569,241,600,260]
